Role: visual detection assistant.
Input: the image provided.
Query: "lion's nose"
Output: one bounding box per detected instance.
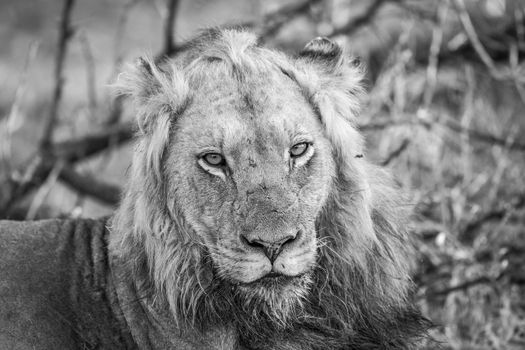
[241,232,298,263]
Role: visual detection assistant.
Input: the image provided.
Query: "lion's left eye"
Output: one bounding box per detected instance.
[290,142,309,157]
[202,153,226,166]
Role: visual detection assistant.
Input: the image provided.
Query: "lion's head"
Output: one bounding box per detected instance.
[110,29,427,349]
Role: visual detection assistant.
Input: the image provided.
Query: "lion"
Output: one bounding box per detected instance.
[0,28,428,349]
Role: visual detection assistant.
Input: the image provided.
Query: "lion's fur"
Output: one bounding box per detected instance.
[109,28,428,349]
[0,219,136,349]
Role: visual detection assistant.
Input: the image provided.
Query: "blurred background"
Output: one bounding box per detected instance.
[1,0,524,348]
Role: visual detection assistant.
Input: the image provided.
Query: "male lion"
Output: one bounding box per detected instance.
[0,29,428,349]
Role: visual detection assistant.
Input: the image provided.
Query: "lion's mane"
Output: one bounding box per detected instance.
[110,28,428,349]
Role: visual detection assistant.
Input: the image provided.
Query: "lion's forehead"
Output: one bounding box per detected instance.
[178,62,320,157]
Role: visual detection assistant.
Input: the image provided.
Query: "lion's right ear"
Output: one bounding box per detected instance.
[114,56,189,134]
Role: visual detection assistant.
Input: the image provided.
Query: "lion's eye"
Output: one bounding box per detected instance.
[290,142,309,157]
[202,153,225,166]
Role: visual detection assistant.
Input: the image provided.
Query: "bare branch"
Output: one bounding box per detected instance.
[1,41,40,172]
[452,0,525,86]
[26,161,64,220]
[0,156,54,216]
[79,31,98,118]
[162,0,180,56]
[51,122,134,162]
[460,194,525,242]
[59,165,121,205]
[423,0,449,107]
[0,122,134,217]
[453,0,497,72]
[380,138,410,166]
[41,0,76,148]
[423,272,505,298]
[439,118,525,151]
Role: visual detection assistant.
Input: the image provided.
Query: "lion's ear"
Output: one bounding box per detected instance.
[297,38,365,161]
[114,56,189,134]
[299,37,345,71]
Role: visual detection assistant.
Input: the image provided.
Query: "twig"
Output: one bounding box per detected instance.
[460,194,525,241]
[26,160,64,220]
[423,0,449,107]
[452,0,525,85]
[41,0,76,148]
[78,31,98,118]
[439,117,525,151]
[453,0,496,73]
[162,0,180,56]
[0,123,134,217]
[51,122,134,162]
[59,165,121,205]
[1,41,40,172]
[424,272,505,298]
[380,138,410,166]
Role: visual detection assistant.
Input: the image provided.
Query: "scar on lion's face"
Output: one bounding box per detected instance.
[164,59,334,286]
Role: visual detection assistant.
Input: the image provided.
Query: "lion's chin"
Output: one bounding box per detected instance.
[235,273,313,321]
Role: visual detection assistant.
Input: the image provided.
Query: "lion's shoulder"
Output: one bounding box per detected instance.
[0,218,133,349]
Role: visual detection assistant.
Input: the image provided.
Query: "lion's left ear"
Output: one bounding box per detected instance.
[296,37,366,161]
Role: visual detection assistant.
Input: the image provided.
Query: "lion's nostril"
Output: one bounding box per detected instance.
[241,231,300,263]
[282,231,299,245]
[241,235,262,249]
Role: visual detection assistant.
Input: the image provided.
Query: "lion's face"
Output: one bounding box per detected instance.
[112,30,426,346]
[165,65,334,295]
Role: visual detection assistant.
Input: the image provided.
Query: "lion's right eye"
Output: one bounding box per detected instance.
[202,153,226,167]
[290,142,309,158]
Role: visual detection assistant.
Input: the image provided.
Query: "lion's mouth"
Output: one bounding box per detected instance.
[263,271,282,279]
[247,272,302,287]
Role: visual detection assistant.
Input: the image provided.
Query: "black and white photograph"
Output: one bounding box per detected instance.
[0,0,524,349]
